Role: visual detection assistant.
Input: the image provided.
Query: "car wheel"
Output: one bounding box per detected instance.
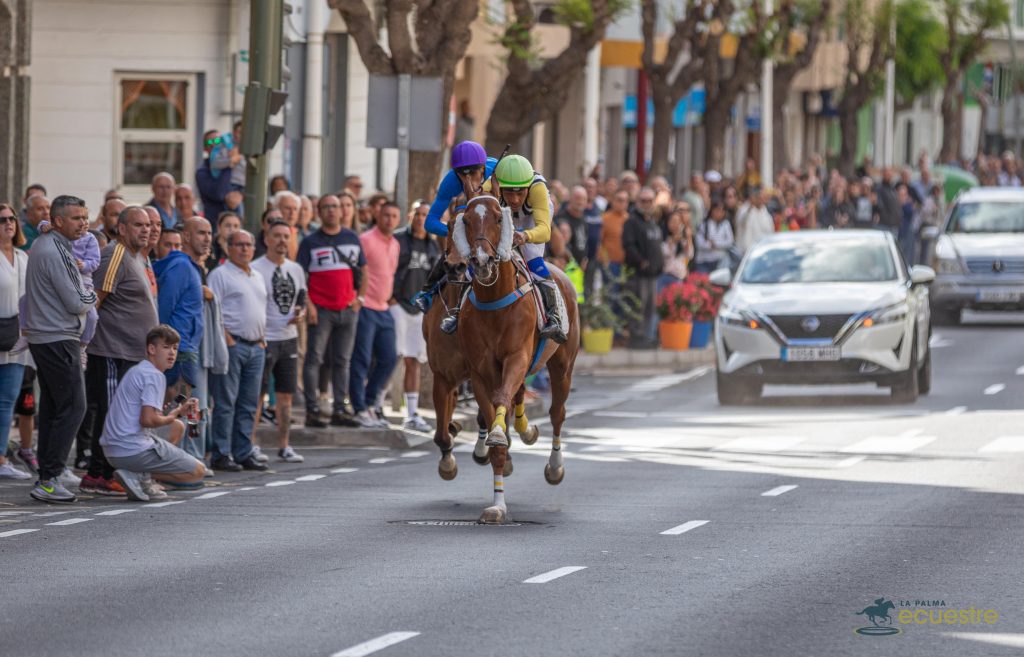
[931,306,961,326]
[891,335,920,403]
[716,370,760,405]
[917,342,932,395]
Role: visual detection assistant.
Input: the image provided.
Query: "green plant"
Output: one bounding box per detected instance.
[580,266,642,332]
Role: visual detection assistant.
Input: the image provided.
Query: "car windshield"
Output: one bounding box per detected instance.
[740,239,898,284]
[948,201,1024,233]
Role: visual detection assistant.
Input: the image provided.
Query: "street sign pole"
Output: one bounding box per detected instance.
[760,0,774,186]
[243,0,276,234]
[396,74,412,216]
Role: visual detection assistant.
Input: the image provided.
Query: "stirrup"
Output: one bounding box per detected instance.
[440,314,459,334]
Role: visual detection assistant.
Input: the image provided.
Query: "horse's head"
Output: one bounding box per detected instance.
[452,194,513,285]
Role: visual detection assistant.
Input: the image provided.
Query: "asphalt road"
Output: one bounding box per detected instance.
[2,311,1024,657]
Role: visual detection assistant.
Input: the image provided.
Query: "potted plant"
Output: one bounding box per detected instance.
[687,272,722,348]
[580,267,642,354]
[656,282,699,350]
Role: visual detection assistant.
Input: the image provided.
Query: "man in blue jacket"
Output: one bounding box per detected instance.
[153,217,206,461]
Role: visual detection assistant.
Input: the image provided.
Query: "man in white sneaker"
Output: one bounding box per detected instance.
[252,220,306,463]
[102,325,206,501]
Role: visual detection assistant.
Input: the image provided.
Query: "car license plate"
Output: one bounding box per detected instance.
[976,289,1021,303]
[782,346,841,362]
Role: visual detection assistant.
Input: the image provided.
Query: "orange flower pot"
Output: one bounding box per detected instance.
[659,320,693,351]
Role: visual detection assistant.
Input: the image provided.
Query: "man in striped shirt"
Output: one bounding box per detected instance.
[78,206,159,497]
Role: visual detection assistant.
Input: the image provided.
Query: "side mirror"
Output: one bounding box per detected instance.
[910,265,935,286]
[709,267,732,288]
[920,225,941,242]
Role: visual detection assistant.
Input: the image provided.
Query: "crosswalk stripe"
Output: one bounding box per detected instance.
[839,435,935,454]
[0,528,39,538]
[714,436,806,452]
[979,436,1024,453]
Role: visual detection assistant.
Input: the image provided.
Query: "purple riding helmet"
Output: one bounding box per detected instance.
[451,141,487,170]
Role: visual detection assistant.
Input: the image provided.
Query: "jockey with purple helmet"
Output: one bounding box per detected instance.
[412,141,497,313]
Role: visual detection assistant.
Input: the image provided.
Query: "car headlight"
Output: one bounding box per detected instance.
[934,257,965,275]
[719,307,762,329]
[863,302,909,327]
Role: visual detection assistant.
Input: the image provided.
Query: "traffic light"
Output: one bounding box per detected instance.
[240,83,287,156]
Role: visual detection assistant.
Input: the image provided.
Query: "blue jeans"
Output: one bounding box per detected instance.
[210,342,265,462]
[348,308,398,413]
[166,351,206,460]
[0,363,25,457]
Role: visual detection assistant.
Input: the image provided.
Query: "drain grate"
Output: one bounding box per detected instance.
[392,519,534,527]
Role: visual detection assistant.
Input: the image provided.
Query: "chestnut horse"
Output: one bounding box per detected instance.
[452,193,580,523]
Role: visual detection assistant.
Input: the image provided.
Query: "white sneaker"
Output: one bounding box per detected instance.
[0,462,32,479]
[251,445,270,464]
[355,410,383,428]
[57,467,82,488]
[278,446,304,463]
[403,415,432,433]
[141,476,168,500]
[204,465,215,478]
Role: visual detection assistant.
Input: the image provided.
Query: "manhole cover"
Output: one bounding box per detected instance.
[392,520,536,527]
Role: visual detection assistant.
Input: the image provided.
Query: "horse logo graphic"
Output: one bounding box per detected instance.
[855,597,901,636]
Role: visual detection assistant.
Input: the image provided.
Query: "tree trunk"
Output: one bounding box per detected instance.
[703,97,730,173]
[837,102,859,178]
[648,91,676,178]
[939,77,961,163]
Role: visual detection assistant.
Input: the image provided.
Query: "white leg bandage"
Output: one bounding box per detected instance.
[549,436,564,469]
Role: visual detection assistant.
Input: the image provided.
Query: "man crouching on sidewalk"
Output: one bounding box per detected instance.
[101,325,206,501]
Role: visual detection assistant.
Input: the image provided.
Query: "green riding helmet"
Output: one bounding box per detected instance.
[494,154,535,190]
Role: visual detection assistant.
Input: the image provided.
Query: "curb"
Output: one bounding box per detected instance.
[575,346,716,374]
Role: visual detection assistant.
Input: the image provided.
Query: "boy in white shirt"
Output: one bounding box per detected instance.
[101,325,206,502]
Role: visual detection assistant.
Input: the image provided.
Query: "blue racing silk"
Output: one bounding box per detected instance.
[425,157,498,238]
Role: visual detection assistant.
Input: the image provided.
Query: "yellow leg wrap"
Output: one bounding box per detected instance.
[493,406,507,433]
[514,403,528,434]
[552,437,561,450]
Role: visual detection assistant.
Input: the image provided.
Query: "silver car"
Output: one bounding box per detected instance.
[711,230,934,404]
[927,187,1024,325]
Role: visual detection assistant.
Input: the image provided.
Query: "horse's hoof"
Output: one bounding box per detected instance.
[448,421,462,437]
[503,456,513,477]
[520,424,539,446]
[471,448,491,466]
[544,464,564,486]
[485,428,508,447]
[438,457,458,481]
[479,506,507,524]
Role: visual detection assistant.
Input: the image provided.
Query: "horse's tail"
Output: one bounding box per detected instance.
[855,609,867,615]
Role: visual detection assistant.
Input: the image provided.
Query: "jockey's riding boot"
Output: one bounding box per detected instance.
[537,279,568,344]
[413,259,449,313]
[440,310,459,334]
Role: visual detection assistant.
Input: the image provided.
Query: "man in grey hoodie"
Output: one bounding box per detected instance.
[23,195,97,503]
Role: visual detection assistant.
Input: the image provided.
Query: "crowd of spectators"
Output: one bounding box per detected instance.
[3,137,1020,500]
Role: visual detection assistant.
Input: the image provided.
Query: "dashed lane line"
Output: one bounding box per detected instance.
[331,632,421,657]
[95,509,136,516]
[195,491,232,499]
[146,501,186,508]
[265,481,296,487]
[295,474,327,481]
[761,485,799,497]
[400,451,430,458]
[368,458,396,464]
[1016,366,1024,376]
[660,520,710,536]
[0,528,39,538]
[47,518,92,526]
[984,384,1006,396]
[331,467,359,474]
[522,566,588,584]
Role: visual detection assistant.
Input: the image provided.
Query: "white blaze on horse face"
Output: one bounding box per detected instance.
[474,204,488,219]
[452,213,471,259]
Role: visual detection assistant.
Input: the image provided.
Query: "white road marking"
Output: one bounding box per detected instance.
[331,467,359,474]
[834,456,866,468]
[979,436,1024,453]
[95,509,136,516]
[237,486,258,491]
[929,334,953,348]
[660,520,710,536]
[295,474,327,481]
[0,528,39,538]
[943,632,1024,649]
[945,406,967,416]
[593,411,648,418]
[714,436,806,452]
[36,511,72,517]
[146,500,186,508]
[368,458,396,464]
[195,491,232,499]
[330,631,421,657]
[1016,366,1024,376]
[840,435,935,454]
[401,451,430,458]
[522,566,588,584]
[0,511,34,516]
[265,481,296,487]
[761,485,799,497]
[984,384,1006,395]
[47,518,92,526]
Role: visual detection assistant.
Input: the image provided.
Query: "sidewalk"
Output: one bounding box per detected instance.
[574,346,715,375]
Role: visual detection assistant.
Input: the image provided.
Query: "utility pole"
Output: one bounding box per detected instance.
[760,0,774,187]
[1008,21,1022,156]
[242,0,286,233]
[882,6,896,167]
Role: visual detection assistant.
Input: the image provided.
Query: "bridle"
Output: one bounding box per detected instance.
[466,195,504,287]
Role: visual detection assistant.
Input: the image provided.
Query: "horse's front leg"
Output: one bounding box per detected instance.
[512,386,539,445]
[479,354,530,524]
[432,376,457,481]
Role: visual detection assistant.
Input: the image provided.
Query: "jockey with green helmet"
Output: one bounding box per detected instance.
[479,154,567,344]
